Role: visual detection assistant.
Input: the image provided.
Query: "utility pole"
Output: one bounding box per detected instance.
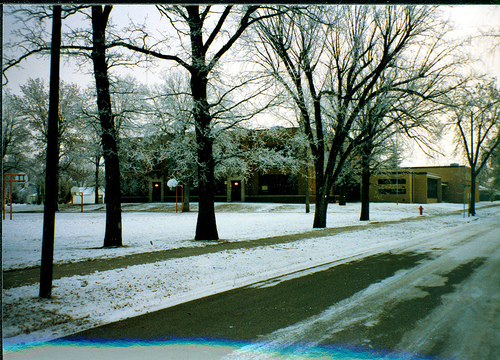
[40,5,62,298]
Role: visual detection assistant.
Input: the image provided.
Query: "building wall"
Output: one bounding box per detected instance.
[130,128,478,205]
[412,173,428,203]
[243,169,308,203]
[369,171,442,204]
[404,166,478,203]
[369,171,413,203]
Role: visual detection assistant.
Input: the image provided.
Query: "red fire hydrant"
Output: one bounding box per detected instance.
[418,205,424,215]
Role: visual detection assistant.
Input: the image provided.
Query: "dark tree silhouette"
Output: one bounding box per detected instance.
[91,5,122,247]
[39,5,61,299]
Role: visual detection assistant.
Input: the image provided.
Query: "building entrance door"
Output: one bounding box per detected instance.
[231,180,242,202]
[152,182,162,202]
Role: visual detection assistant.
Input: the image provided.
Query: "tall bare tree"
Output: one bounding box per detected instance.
[449,78,500,216]
[90,5,123,247]
[354,52,455,221]
[112,5,279,240]
[253,5,454,227]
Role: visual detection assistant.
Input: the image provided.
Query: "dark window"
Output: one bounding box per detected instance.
[214,179,227,196]
[427,178,438,198]
[259,174,298,195]
[378,178,406,185]
[379,188,406,195]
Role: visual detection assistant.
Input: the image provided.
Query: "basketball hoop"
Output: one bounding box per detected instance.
[167,178,184,213]
[167,178,178,191]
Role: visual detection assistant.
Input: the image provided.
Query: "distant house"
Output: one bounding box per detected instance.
[369,165,479,204]
[71,187,105,205]
[26,193,38,204]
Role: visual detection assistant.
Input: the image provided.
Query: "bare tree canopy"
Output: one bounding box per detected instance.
[250,5,460,227]
[108,5,284,240]
[448,77,500,215]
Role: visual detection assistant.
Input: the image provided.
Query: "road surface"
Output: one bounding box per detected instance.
[62,215,500,359]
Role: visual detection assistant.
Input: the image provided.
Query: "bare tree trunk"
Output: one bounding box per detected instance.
[187,6,219,241]
[338,184,347,206]
[37,182,44,205]
[313,172,329,228]
[182,179,190,212]
[304,165,310,214]
[91,5,122,247]
[194,121,218,240]
[94,155,99,204]
[313,192,328,228]
[360,153,371,221]
[469,168,477,216]
[40,5,61,298]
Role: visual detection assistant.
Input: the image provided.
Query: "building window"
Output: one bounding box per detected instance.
[259,174,298,195]
[378,178,406,185]
[214,179,227,196]
[379,188,406,195]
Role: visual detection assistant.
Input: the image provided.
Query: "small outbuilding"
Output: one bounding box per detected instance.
[71,186,105,205]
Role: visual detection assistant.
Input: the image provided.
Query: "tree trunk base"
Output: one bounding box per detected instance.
[313,196,328,228]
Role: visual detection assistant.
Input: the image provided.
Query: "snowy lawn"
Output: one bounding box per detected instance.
[2,201,499,352]
[2,201,473,270]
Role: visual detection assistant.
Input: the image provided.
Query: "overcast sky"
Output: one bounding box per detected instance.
[3,5,499,93]
[3,4,499,166]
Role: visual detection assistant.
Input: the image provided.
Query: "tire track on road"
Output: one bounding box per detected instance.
[222,220,500,359]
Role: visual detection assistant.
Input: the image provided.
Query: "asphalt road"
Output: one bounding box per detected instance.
[63,217,500,360]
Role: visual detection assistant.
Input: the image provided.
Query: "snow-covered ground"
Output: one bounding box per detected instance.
[2,201,499,358]
[2,201,474,270]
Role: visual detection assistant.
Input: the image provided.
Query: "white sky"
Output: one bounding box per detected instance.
[2,5,500,166]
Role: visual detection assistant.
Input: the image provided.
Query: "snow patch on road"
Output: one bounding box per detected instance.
[222,217,500,360]
[396,228,500,360]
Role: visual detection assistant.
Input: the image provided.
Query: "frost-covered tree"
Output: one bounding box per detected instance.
[6,78,87,203]
[147,72,196,211]
[133,71,297,213]
[252,5,456,228]
[448,78,500,215]
[112,5,283,240]
[2,92,31,174]
[482,141,500,199]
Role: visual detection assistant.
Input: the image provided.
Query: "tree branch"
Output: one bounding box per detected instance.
[108,41,191,71]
